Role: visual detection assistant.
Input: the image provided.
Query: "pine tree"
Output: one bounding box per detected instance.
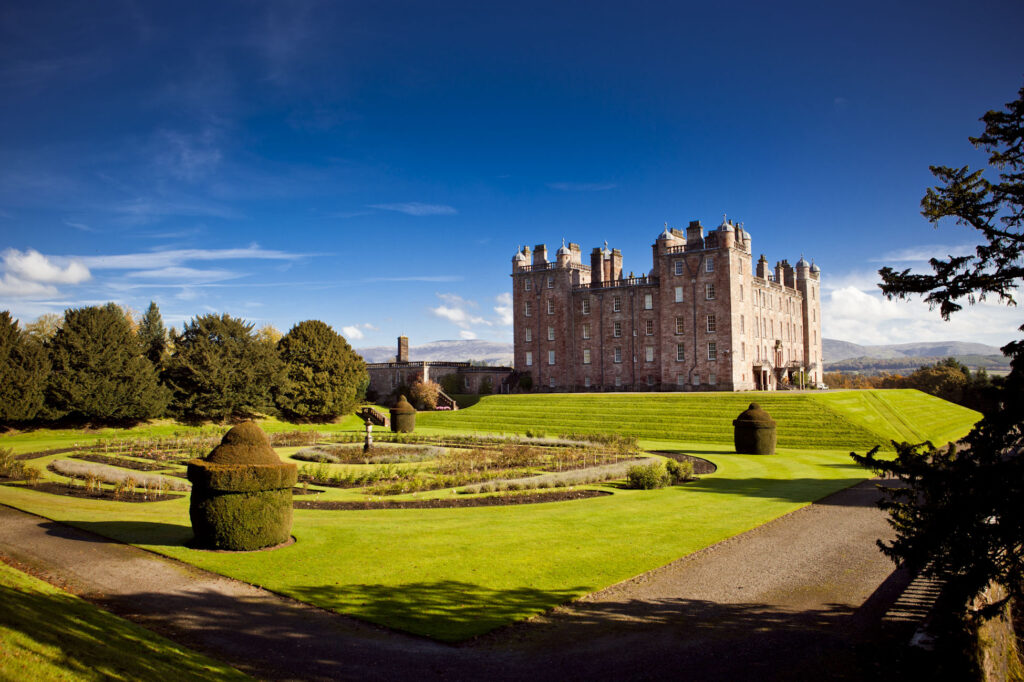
[164,313,285,421]
[47,304,169,421]
[276,320,368,421]
[137,301,168,367]
[0,311,50,422]
[852,83,1024,619]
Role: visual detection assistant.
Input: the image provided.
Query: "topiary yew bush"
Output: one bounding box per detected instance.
[187,421,297,551]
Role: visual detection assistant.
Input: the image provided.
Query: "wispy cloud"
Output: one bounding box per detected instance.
[494,292,513,325]
[153,128,223,182]
[871,244,975,263]
[64,219,95,232]
[459,330,477,340]
[125,266,241,283]
[546,182,617,192]
[107,197,241,221]
[73,245,307,270]
[369,202,457,216]
[429,292,494,331]
[363,275,462,283]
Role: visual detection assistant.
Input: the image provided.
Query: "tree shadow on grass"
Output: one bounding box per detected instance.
[682,476,875,505]
[42,520,192,547]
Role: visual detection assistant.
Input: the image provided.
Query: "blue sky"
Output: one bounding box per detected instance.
[1,1,1022,348]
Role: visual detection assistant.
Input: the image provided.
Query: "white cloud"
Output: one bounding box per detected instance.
[125,267,240,283]
[546,182,617,192]
[3,248,91,284]
[341,325,365,340]
[494,292,513,325]
[459,330,477,340]
[368,202,457,216]
[429,293,494,333]
[431,305,469,324]
[154,128,222,182]
[0,275,58,298]
[871,244,975,263]
[74,245,306,270]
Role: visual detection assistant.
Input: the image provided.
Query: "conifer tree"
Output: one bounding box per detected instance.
[0,311,50,422]
[137,301,168,367]
[47,304,169,421]
[853,83,1024,619]
[164,313,285,421]
[276,320,368,420]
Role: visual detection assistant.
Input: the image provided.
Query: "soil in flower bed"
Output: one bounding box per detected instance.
[651,452,717,475]
[294,488,610,510]
[291,486,326,495]
[71,453,167,471]
[3,481,184,502]
[14,447,81,460]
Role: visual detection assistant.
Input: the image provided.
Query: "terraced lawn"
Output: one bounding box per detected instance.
[419,389,980,449]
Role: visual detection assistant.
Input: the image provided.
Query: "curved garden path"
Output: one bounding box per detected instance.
[0,479,912,681]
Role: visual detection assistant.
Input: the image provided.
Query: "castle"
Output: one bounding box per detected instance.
[511,217,822,392]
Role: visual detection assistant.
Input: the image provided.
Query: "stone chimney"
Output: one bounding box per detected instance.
[396,335,409,363]
[533,244,548,266]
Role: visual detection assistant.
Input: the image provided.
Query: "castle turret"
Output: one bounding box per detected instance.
[556,239,571,267]
[717,216,736,249]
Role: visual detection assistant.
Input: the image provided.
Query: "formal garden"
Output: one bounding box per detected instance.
[0,388,981,642]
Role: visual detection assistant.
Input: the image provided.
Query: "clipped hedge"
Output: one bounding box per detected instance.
[189,488,293,551]
[187,460,297,493]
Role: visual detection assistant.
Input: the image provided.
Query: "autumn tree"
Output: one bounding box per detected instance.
[47,304,169,421]
[275,320,368,421]
[852,83,1024,620]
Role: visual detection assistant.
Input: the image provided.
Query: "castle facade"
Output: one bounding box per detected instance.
[511,217,822,392]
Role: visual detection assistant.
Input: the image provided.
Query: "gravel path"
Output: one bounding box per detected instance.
[0,479,908,681]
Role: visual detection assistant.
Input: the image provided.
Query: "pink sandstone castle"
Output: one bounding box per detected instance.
[511,217,823,391]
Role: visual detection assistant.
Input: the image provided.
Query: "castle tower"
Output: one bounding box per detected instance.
[796,256,823,383]
[396,335,409,363]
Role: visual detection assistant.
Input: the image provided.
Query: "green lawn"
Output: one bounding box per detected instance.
[0,389,981,642]
[0,560,248,681]
[1,442,874,642]
[419,389,980,449]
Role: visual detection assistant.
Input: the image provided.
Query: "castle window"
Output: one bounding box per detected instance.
[546,276,554,288]
[524,279,532,291]
[584,376,591,387]
[674,260,683,276]
[548,350,555,365]
[525,352,533,366]
[582,323,591,339]
[547,326,555,341]
[709,373,717,385]
[677,374,685,386]
[613,295,622,312]
[547,299,555,314]
[742,342,746,360]
[645,346,654,362]
[645,319,654,335]
[706,314,716,333]
[644,293,653,310]
[692,373,700,386]
[740,316,745,333]
[465,376,471,390]
[740,284,744,301]
[615,376,622,387]
[676,343,685,361]
[582,298,591,314]
[674,286,683,303]
[525,328,532,342]
[675,317,685,335]
[613,321,622,338]
[583,349,591,364]
[706,256,715,272]
[708,342,717,361]
[647,375,654,386]
[524,301,532,317]
[705,283,716,300]
[614,347,622,363]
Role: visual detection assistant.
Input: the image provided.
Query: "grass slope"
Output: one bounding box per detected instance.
[1,443,871,642]
[419,390,980,449]
[0,560,248,681]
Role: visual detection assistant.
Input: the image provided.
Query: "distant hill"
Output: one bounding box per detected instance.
[823,338,1003,363]
[356,339,514,366]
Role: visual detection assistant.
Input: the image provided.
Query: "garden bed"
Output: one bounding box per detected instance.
[72,453,167,471]
[293,488,610,510]
[3,481,183,502]
[650,452,717,475]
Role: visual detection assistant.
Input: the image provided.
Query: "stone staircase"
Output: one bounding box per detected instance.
[357,406,389,427]
[435,390,458,410]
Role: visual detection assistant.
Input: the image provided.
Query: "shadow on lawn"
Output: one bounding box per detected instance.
[683,476,879,506]
[78,573,926,682]
[41,520,192,547]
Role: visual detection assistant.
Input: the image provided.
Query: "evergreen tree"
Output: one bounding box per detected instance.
[0,312,50,422]
[137,301,168,367]
[853,83,1024,619]
[47,304,169,421]
[276,320,368,420]
[164,313,285,421]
